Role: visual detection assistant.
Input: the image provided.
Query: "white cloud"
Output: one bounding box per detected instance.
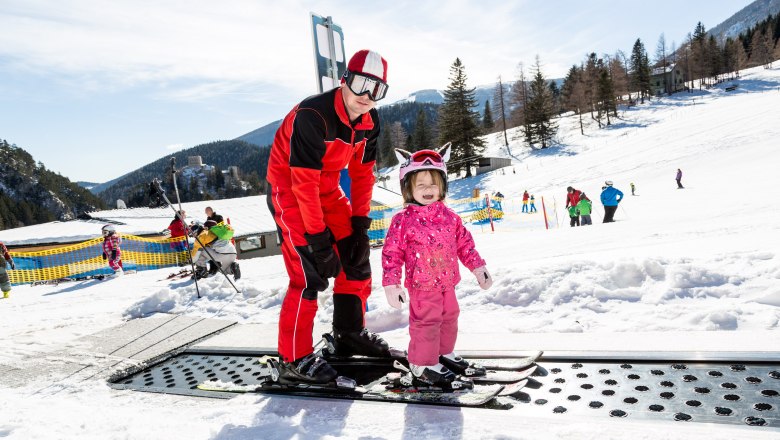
[0,0,586,104]
[165,143,184,151]
[0,0,746,104]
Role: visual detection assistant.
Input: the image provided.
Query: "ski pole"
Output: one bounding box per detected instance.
[168,158,201,298]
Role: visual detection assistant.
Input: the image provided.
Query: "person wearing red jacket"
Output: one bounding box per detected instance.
[566,186,582,208]
[166,210,189,265]
[266,50,393,383]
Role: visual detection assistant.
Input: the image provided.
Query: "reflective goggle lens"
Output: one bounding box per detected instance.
[346,72,388,101]
[411,150,443,164]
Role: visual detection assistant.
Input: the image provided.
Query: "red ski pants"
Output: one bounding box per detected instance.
[268,187,372,362]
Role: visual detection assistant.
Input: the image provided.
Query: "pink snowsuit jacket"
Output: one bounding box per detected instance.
[382,201,486,290]
[102,235,121,259]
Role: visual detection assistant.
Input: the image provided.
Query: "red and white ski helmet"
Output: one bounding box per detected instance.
[343,49,388,83]
[396,142,451,191]
[102,224,116,237]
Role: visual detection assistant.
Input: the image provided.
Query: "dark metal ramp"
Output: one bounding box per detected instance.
[109,350,779,429]
[513,359,779,428]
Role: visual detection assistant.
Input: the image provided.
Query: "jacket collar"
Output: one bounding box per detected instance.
[334,87,375,131]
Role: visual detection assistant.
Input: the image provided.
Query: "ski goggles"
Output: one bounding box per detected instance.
[344,71,389,101]
[409,150,444,164]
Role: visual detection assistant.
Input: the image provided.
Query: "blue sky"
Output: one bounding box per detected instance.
[0,0,754,183]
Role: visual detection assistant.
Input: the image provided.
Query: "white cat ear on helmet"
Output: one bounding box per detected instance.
[395,148,413,165]
[437,142,452,162]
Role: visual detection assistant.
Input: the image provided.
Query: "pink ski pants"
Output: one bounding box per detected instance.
[407,286,460,366]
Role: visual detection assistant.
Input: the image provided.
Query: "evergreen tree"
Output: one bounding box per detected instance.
[438,58,485,177]
[630,39,651,102]
[376,125,395,169]
[596,59,616,126]
[548,81,561,115]
[525,57,558,148]
[411,109,432,150]
[561,65,587,135]
[482,100,494,130]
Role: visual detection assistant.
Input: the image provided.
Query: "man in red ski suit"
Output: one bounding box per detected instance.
[266,50,393,383]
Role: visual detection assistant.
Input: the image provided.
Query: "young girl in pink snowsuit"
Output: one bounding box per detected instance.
[382,144,493,388]
[101,224,123,276]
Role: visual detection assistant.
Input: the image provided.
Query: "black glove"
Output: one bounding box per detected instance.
[305,229,341,278]
[102,252,108,260]
[9,260,15,270]
[348,216,372,267]
[110,250,117,261]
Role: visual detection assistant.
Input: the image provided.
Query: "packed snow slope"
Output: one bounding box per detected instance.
[1,66,780,439]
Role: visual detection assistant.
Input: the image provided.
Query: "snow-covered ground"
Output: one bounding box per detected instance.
[2,66,780,439]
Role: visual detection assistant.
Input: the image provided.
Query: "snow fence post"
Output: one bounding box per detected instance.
[541,196,549,230]
[485,194,494,232]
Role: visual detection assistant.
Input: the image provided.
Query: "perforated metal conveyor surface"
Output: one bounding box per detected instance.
[110,350,780,429]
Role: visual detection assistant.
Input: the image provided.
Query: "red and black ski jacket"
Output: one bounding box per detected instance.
[266,87,380,235]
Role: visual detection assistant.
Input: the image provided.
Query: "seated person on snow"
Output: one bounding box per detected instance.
[190,217,241,280]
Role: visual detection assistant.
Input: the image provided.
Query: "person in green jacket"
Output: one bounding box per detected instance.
[567,205,579,227]
[577,193,593,226]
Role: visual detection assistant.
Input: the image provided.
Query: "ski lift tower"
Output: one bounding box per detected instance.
[310,13,346,93]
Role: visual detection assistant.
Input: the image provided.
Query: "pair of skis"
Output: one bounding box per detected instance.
[31,270,136,286]
[197,350,542,407]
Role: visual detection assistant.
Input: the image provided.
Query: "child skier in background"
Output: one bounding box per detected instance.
[522,190,529,213]
[577,193,593,225]
[382,143,493,389]
[0,241,15,298]
[568,204,580,227]
[101,225,123,276]
[529,194,537,213]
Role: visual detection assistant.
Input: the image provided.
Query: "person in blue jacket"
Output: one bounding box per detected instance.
[600,180,623,223]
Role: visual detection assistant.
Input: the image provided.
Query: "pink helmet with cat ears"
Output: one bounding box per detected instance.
[395,142,451,189]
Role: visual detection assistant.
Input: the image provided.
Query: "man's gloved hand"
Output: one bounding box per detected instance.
[384,284,407,310]
[305,229,341,278]
[102,252,108,260]
[9,259,15,270]
[348,216,372,267]
[110,250,117,261]
[472,266,493,290]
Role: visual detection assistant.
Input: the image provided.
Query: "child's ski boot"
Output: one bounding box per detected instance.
[440,352,487,377]
[402,362,473,390]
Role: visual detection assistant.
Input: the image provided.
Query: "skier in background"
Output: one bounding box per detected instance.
[266,49,394,384]
[567,204,580,227]
[676,169,684,189]
[166,210,189,265]
[600,181,624,223]
[522,190,529,213]
[0,241,15,299]
[566,186,582,210]
[101,225,123,276]
[577,193,593,225]
[529,194,537,213]
[189,221,240,280]
[630,182,636,196]
[383,144,493,388]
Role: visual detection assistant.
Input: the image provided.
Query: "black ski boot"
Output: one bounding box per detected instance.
[207,260,220,276]
[230,261,241,280]
[331,294,392,357]
[332,328,391,357]
[276,353,338,384]
[192,266,208,280]
[404,363,472,390]
[440,352,486,377]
